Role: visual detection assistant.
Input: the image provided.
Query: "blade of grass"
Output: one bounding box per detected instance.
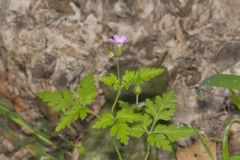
[226,156,240,160]
[194,129,215,160]
[0,102,72,157]
[230,89,240,110]
[222,119,240,160]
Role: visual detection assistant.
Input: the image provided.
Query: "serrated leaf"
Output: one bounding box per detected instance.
[92,113,115,129]
[117,108,142,123]
[100,73,119,90]
[37,90,74,111]
[122,68,164,89]
[76,73,97,105]
[135,68,164,85]
[148,133,172,151]
[148,125,195,151]
[122,70,135,89]
[79,107,90,120]
[201,74,240,90]
[152,125,195,141]
[56,106,80,132]
[110,122,129,145]
[118,100,130,109]
[146,91,176,121]
[129,114,152,138]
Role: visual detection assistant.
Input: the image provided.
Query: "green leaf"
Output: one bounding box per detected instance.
[110,122,130,145]
[135,68,164,85]
[92,113,115,129]
[146,91,176,121]
[118,100,130,109]
[226,156,240,160]
[122,68,164,89]
[152,125,195,141]
[76,73,97,105]
[117,108,142,123]
[56,105,89,132]
[122,70,135,89]
[129,114,152,138]
[100,73,119,90]
[37,90,74,111]
[148,133,172,151]
[230,89,240,110]
[201,74,240,90]
[148,125,195,151]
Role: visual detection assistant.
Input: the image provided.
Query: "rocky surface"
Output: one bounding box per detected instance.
[0,0,240,159]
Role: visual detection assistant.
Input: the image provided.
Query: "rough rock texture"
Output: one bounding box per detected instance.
[1,0,240,159]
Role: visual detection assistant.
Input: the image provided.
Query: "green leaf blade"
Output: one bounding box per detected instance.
[146,91,176,121]
[201,74,240,90]
[55,106,81,132]
[92,113,115,129]
[117,108,142,123]
[100,73,119,90]
[110,122,130,145]
[76,73,97,105]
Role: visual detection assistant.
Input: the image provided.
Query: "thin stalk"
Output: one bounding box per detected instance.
[112,87,122,112]
[144,118,157,160]
[111,56,122,113]
[144,144,150,160]
[89,110,100,118]
[136,94,139,105]
[113,137,123,160]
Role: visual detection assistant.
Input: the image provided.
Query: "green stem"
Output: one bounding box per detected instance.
[144,144,150,160]
[144,118,157,160]
[136,94,139,105]
[112,87,122,112]
[113,137,123,160]
[89,110,100,118]
[111,56,122,113]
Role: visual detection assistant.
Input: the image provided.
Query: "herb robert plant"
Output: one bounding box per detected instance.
[37,34,195,160]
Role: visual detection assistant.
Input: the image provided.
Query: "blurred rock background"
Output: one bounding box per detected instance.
[0,0,240,159]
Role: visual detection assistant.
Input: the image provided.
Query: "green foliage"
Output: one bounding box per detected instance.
[92,113,115,129]
[201,74,240,90]
[100,73,119,90]
[76,73,97,105]
[129,114,152,138]
[201,73,240,111]
[56,106,90,132]
[122,68,164,89]
[37,90,74,111]
[226,156,240,160]
[148,125,195,151]
[146,91,176,121]
[37,73,97,132]
[93,108,143,145]
[110,121,130,145]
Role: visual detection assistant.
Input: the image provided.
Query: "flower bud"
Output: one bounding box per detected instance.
[134,85,142,95]
[107,51,114,58]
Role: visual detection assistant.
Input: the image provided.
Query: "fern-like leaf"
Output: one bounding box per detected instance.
[135,68,164,85]
[56,106,80,132]
[92,113,115,129]
[76,73,97,105]
[122,68,164,89]
[110,121,130,145]
[148,124,195,151]
[37,90,74,111]
[100,73,119,90]
[129,114,152,138]
[146,91,176,121]
[117,108,142,123]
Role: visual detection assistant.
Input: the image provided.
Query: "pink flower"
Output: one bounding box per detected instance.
[110,35,128,46]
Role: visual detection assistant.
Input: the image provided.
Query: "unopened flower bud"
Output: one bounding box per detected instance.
[134,85,142,95]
